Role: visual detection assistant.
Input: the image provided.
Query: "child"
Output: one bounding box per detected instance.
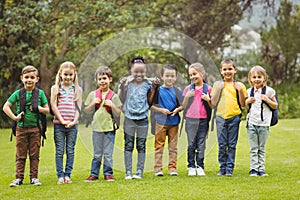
[50,61,82,184]
[211,58,246,176]
[245,66,277,177]
[84,66,122,182]
[151,64,183,176]
[120,57,154,180]
[182,63,212,176]
[3,66,49,187]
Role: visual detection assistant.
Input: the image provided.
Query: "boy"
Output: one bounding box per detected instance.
[211,59,246,176]
[3,65,49,187]
[151,64,183,176]
[84,66,122,182]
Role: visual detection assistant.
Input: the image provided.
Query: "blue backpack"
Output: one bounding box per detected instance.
[249,86,278,126]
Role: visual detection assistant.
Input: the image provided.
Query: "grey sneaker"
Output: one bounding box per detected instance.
[9,179,23,187]
[30,178,42,186]
[154,170,164,176]
[169,169,178,176]
[132,170,142,179]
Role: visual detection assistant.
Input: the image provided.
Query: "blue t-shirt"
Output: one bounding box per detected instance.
[123,80,152,120]
[155,86,183,125]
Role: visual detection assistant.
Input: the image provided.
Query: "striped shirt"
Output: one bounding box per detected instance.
[53,84,76,124]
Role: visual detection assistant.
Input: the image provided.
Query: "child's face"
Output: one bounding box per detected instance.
[189,67,204,85]
[60,68,75,86]
[21,71,39,91]
[220,63,237,82]
[250,71,265,88]
[161,69,177,87]
[97,74,112,91]
[131,63,146,83]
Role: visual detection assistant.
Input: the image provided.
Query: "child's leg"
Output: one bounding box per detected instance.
[216,116,227,173]
[28,127,41,179]
[247,123,259,171]
[136,118,148,173]
[185,118,198,168]
[64,125,78,178]
[226,115,241,173]
[167,125,178,171]
[154,123,167,171]
[54,124,66,179]
[90,131,104,177]
[102,131,116,176]
[124,117,136,173]
[257,126,269,172]
[195,119,208,169]
[15,126,30,180]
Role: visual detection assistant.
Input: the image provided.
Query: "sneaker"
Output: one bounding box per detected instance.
[132,170,142,179]
[225,171,233,177]
[30,178,42,186]
[217,170,226,176]
[125,171,132,180]
[9,179,23,187]
[249,169,259,177]
[104,175,115,181]
[64,176,72,184]
[258,171,269,177]
[196,166,205,176]
[57,177,64,184]
[188,167,196,176]
[84,175,98,182]
[155,170,164,176]
[169,169,178,176]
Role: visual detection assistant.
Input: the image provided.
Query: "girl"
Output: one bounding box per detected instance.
[245,66,277,176]
[182,63,212,176]
[119,56,154,180]
[50,61,82,184]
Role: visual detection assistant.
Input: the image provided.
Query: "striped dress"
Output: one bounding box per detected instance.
[53,85,76,124]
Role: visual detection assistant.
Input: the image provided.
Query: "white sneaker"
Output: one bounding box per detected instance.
[188,167,196,176]
[132,170,142,179]
[125,171,132,180]
[30,178,41,186]
[196,166,206,176]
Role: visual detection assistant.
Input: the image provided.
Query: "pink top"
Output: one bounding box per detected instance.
[183,85,211,119]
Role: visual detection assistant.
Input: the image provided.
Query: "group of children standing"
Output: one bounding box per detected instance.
[2,57,278,187]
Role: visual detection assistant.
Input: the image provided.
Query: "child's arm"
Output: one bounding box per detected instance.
[211,81,224,107]
[84,97,100,113]
[104,100,122,116]
[50,87,67,125]
[234,82,246,107]
[261,95,278,110]
[3,101,23,121]
[245,96,255,110]
[182,89,194,109]
[151,105,172,115]
[38,105,49,115]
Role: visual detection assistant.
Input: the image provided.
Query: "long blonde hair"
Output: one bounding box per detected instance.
[248,65,268,87]
[53,61,80,104]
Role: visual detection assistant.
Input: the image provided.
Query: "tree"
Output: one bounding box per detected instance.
[261,0,300,85]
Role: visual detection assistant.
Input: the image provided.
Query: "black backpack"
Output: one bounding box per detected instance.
[248,86,278,126]
[11,88,47,145]
[150,85,182,135]
[179,83,211,135]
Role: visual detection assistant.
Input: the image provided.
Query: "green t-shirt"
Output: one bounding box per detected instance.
[8,88,48,127]
[85,90,122,132]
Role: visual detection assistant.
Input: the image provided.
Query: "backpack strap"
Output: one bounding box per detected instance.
[19,88,26,126]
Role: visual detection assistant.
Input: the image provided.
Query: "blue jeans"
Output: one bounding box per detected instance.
[54,124,78,178]
[185,118,208,169]
[216,115,241,173]
[124,117,148,173]
[90,131,115,177]
[247,123,269,172]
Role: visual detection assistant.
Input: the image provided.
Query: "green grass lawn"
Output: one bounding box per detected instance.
[0,119,299,200]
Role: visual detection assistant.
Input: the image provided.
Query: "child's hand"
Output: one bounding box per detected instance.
[65,121,75,128]
[94,98,101,105]
[15,112,24,121]
[246,97,256,104]
[261,94,269,103]
[186,89,195,98]
[233,82,242,91]
[160,108,172,116]
[104,99,113,108]
[170,107,182,116]
[201,93,210,102]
